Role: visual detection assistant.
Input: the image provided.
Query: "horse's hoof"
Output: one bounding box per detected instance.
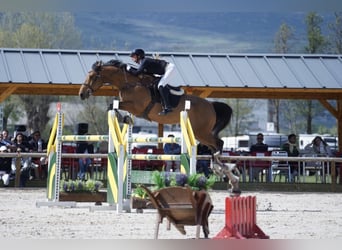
[123,115,133,124]
[107,104,113,111]
[228,188,242,197]
[213,151,220,157]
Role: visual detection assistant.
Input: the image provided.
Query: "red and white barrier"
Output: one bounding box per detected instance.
[214,196,269,239]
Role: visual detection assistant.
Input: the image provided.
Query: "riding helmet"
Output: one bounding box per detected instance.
[130,48,145,58]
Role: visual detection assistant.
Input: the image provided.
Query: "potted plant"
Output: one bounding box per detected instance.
[131,184,152,210]
[150,170,216,191]
[59,179,106,203]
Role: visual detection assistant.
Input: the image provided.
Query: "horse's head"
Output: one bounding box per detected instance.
[79,60,105,100]
[79,60,125,100]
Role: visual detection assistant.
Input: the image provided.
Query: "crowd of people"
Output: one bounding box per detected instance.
[0,129,47,187]
[247,133,336,183]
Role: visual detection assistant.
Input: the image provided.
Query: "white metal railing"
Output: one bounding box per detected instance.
[1,152,341,185]
[196,154,342,184]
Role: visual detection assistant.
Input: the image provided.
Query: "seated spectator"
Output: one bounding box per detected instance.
[163,134,181,172]
[11,132,37,187]
[0,143,12,187]
[249,133,269,182]
[76,136,94,181]
[29,130,48,179]
[250,133,268,153]
[304,136,333,157]
[281,133,300,178]
[1,129,16,152]
[281,134,300,157]
[196,143,212,177]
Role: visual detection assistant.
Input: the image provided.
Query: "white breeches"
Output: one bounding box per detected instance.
[0,172,10,185]
[157,62,175,88]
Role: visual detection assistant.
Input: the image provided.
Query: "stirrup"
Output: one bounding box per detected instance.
[158,108,172,116]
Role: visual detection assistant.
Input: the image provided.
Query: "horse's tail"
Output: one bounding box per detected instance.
[211,101,232,138]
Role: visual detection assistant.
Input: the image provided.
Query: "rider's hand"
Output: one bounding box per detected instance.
[118,63,126,69]
[126,65,131,71]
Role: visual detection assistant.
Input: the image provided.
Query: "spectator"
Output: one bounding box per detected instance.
[1,129,16,152]
[29,130,48,179]
[250,133,268,153]
[76,136,94,181]
[196,143,212,177]
[163,134,181,172]
[281,134,300,157]
[249,133,269,182]
[0,141,11,187]
[1,130,16,181]
[11,132,37,187]
[304,136,333,157]
[281,133,300,178]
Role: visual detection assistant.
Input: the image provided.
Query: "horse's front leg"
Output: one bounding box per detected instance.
[107,101,134,124]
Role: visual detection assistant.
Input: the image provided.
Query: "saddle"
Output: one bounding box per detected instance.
[148,79,184,109]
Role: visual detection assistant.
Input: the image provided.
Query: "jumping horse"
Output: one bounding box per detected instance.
[78,60,241,194]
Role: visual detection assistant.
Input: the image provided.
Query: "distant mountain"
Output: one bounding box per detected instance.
[73,12,333,53]
[72,12,337,134]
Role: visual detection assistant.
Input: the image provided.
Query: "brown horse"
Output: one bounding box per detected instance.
[79,60,240,194]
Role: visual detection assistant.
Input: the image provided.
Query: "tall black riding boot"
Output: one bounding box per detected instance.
[158,86,173,115]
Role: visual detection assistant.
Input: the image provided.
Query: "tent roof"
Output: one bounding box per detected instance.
[1,48,342,100]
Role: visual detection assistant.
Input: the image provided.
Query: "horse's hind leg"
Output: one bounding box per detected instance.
[212,149,241,195]
[196,133,241,195]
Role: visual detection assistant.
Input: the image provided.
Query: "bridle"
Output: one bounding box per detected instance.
[81,60,135,96]
[82,70,102,94]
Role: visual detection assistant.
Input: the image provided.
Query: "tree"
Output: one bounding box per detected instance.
[76,97,112,135]
[305,12,328,53]
[1,96,24,130]
[303,12,329,134]
[0,12,82,135]
[280,100,326,134]
[274,22,295,53]
[270,22,295,133]
[223,99,255,136]
[268,99,280,133]
[328,12,342,53]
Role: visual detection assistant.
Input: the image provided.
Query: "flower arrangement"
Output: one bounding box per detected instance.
[132,171,216,199]
[60,179,103,193]
[151,171,216,191]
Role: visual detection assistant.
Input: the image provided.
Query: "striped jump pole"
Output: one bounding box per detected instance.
[108,101,131,213]
[126,153,190,173]
[180,100,197,175]
[37,102,131,212]
[127,135,192,174]
[46,102,64,202]
[123,101,196,176]
[37,102,80,207]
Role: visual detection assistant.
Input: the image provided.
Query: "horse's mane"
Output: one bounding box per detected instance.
[91,60,123,72]
[91,59,156,83]
[104,59,122,67]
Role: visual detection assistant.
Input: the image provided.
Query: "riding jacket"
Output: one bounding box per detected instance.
[128,57,168,76]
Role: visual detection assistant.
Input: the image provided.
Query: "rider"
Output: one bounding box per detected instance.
[126,48,176,115]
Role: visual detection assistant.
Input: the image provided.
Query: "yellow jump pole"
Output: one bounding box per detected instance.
[180,100,197,175]
[107,101,130,213]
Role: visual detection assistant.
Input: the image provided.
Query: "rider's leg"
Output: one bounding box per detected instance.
[157,63,175,115]
[158,86,172,115]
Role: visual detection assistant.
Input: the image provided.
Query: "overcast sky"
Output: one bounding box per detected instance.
[1,0,342,12]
